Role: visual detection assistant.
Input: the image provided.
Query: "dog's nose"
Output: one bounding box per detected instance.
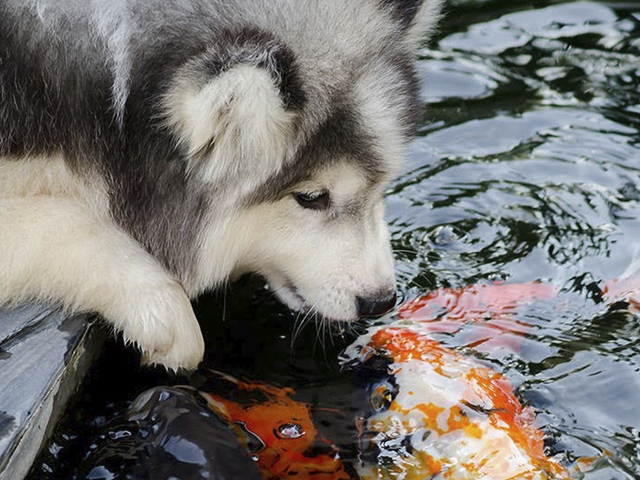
[356,290,397,318]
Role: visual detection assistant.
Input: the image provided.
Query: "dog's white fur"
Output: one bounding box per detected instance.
[0,0,443,371]
[0,157,203,369]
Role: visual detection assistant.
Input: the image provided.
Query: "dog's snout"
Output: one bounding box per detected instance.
[356,290,397,318]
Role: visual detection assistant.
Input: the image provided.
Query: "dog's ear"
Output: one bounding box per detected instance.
[381,0,444,50]
[164,31,305,191]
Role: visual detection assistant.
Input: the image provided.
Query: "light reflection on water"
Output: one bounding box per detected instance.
[31,1,640,478]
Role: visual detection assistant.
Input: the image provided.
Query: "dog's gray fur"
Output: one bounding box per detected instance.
[0,0,442,369]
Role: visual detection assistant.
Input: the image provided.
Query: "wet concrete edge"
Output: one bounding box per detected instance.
[0,307,106,480]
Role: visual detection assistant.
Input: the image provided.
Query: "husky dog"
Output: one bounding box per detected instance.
[0,0,442,370]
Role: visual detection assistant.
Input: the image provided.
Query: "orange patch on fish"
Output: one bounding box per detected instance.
[201,376,350,480]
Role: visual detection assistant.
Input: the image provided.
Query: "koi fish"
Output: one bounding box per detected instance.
[342,325,571,480]
[397,278,640,353]
[397,282,558,353]
[200,371,353,480]
[398,282,558,323]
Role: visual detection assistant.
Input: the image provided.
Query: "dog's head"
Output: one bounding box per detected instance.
[164,0,443,321]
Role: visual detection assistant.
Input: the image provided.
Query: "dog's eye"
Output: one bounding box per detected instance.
[294,190,330,210]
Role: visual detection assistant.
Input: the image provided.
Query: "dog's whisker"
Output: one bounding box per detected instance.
[333,318,349,337]
[350,320,365,336]
[290,307,312,349]
[296,302,315,335]
[290,314,305,349]
[290,297,320,350]
[318,314,330,354]
[221,282,229,323]
[310,304,328,357]
[326,317,337,347]
[291,310,303,342]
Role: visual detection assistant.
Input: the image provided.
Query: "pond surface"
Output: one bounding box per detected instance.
[30,0,640,478]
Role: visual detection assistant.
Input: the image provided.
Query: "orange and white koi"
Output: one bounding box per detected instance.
[342,325,570,480]
[343,278,634,479]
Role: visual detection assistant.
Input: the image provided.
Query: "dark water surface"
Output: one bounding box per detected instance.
[31,0,640,478]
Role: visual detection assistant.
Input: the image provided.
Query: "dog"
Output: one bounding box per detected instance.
[0,0,443,370]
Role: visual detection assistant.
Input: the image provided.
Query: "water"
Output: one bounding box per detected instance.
[29,0,640,478]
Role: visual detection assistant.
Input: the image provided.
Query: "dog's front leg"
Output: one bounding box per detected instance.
[0,196,204,371]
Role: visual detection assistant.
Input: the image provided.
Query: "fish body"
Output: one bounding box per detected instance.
[399,283,558,323]
[398,282,557,353]
[343,326,570,480]
[200,372,352,480]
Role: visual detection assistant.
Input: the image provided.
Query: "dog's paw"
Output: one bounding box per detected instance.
[139,311,205,373]
[116,279,205,372]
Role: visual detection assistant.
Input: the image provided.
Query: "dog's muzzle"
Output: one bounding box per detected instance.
[356,289,397,318]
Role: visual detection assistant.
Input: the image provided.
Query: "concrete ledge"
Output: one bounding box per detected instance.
[0,306,105,480]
